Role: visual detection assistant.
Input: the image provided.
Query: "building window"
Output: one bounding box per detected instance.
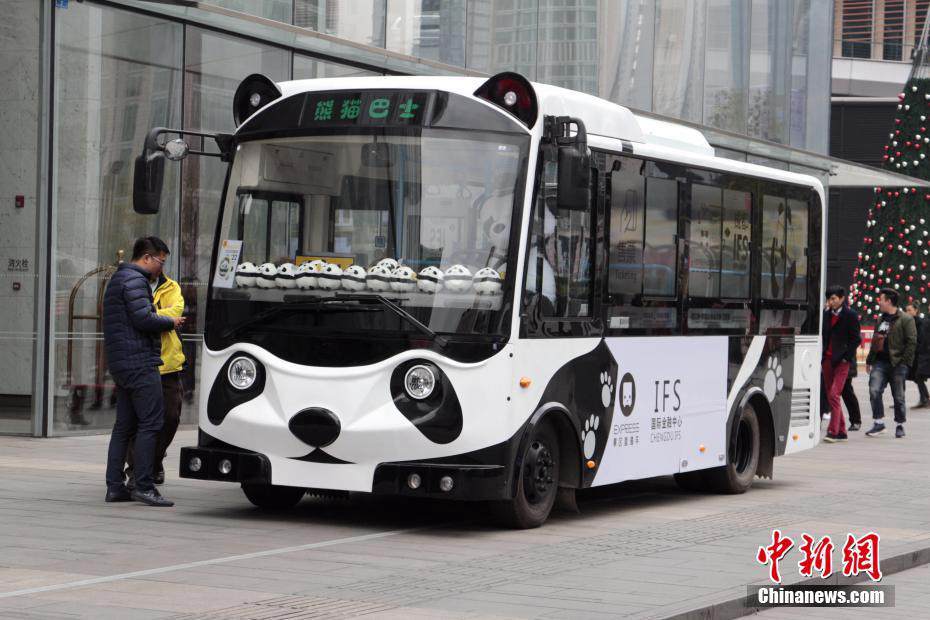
[883,0,905,61]
[842,0,873,59]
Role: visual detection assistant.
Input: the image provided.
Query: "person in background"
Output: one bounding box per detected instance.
[905,302,930,409]
[821,286,861,443]
[102,237,184,506]
[866,288,917,439]
[125,267,186,487]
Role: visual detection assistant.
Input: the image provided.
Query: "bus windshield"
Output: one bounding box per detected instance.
[208,129,528,353]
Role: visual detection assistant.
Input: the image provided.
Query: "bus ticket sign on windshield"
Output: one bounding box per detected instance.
[302,92,430,127]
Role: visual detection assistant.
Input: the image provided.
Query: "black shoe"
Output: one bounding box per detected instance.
[69,413,91,426]
[865,422,886,437]
[835,433,848,442]
[131,488,175,507]
[914,400,929,409]
[896,424,906,438]
[105,486,132,503]
[849,423,861,431]
[154,469,165,486]
[823,433,838,443]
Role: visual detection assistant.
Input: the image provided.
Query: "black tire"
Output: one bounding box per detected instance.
[704,402,761,494]
[492,421,560,529]
[241,483,306,510]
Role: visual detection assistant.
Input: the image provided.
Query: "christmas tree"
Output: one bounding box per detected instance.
[850,77,930,322]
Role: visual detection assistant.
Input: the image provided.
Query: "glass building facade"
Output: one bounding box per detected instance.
[2,0,834,436]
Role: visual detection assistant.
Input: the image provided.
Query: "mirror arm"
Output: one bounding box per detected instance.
[143,127,235,162]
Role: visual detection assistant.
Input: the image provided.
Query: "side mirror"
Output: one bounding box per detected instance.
[132,150,166,215]
[557,144,591,211]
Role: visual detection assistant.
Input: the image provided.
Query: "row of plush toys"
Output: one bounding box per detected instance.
[235,258,503,295]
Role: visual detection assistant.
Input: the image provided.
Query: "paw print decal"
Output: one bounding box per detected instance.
[763,355,784,402]
[600,371,614,408]
[582,414,599,459]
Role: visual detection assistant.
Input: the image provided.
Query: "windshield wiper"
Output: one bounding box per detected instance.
[333,293,448,347]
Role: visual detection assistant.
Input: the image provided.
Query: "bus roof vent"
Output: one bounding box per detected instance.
[633,115,715,157]
[474,72,538,129]
[233,74,282,127]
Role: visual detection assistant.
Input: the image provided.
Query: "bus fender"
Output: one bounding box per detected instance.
[729,387,775,479]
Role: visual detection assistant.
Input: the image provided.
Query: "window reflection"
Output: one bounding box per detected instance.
[53,4,182,433]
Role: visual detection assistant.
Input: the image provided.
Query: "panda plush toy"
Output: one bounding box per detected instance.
[391,265,417,292]
[367,262,394,292]
[473,267,503,295]
[298,259,326,289]
[376,258,399,272]
[342,265,367,291]
[417,266,444,294]
[317,263,343,290]
[444,264,473,293]
[275,263,299,289]
[256,263,278,289]
[235,262,258,287]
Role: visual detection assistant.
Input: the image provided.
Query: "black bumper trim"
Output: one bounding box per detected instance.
[179,446,271,485]
[373,462,507,500]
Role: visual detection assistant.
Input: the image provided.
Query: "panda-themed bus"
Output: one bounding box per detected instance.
[132,72,823,528]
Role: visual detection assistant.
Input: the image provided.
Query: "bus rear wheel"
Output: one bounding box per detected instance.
[705,402,761,493]
[241,483,306,510]
[492,421,560,529]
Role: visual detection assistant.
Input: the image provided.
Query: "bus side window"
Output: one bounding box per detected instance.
[720,188,752,298]
[643,177,678,297]
[526,160,594,318]
[687,184,723,298]
[608,161,645,298]
[785,197,808,301]
[761,193,787,300]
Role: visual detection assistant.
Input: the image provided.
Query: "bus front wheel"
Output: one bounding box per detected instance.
[241,483,306,510]
[492,421,560,529]
[705,402,761,493]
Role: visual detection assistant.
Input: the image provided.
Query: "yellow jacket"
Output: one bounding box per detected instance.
[153,275,186,374]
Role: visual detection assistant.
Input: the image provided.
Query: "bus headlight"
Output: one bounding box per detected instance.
[228,356,257,390]
[404,365,435,400]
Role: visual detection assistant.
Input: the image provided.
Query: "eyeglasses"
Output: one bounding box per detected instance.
[147,254,166,267]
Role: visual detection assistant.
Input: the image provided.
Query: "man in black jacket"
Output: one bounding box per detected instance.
[103,237,185,506]
[905,303,930,408]
[822,286,861,443]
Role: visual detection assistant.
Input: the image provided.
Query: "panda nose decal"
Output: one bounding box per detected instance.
[289,408,341,448]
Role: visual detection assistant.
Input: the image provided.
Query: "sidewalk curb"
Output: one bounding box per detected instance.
[664,545,930,620]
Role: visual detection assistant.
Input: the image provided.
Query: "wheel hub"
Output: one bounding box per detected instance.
[523,440,554,504]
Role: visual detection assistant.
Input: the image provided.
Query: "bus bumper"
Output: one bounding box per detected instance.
[179,446,271,485]
[372,463,508,501]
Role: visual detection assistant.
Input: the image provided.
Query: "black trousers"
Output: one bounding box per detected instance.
[126,372,183,476]
[842,374,861,426]
[105,366,164,493]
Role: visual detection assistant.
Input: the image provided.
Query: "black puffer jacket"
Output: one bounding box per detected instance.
[103,263,175,376]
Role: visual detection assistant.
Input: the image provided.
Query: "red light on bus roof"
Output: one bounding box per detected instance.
[474,72,538,129]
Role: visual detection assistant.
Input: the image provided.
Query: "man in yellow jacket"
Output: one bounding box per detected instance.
[126,272,186,486]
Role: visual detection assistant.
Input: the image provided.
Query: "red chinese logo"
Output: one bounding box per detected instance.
[798,534,834,578]
[842,532,882,581]
[756,529,795,583]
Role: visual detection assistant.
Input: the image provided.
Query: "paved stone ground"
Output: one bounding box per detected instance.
[0,375,928,619]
